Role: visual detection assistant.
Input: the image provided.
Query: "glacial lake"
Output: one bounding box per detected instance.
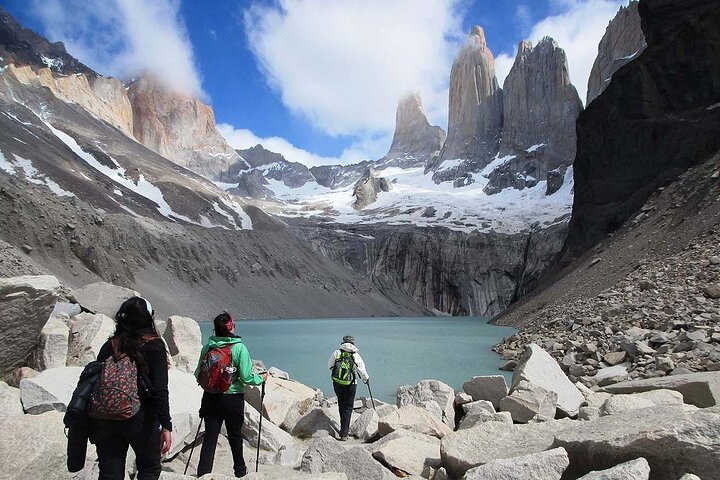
[199,317,515,402]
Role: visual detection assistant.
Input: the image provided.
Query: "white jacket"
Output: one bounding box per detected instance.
[327,342,369,384]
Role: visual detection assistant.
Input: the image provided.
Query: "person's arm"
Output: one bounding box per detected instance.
[354,353,369,383]
[144,341,173,432]
[327,350,339,370]
[233,343,264,386]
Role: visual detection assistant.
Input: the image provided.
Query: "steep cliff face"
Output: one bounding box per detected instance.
[127,75,241,180]
[376,93,445,169]
[586,1,645,105]
[565,0,720,257]
[486,38,583,195]
[433,26,503,174]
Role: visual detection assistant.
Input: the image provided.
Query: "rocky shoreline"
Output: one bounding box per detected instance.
[1,276,719,480]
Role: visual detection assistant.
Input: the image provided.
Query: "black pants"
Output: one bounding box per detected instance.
[198,392,247,477]
[333,382,357,437]
[90,409,161,480]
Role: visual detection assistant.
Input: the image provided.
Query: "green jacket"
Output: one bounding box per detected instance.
[194,335,264,393]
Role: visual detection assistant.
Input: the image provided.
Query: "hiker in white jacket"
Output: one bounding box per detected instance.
[327,335,369,440]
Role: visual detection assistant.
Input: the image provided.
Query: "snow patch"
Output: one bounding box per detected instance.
[218,196,253,230]
[0,151,75,197]
[40,55,65,70]
[526,143,546,153]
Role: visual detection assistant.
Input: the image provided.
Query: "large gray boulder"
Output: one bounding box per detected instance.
[576,457,650,480]
[243,402,295,454]
[457,411,513,430]
[462,447,569,480]
[462,400,496,415]
[350,408,378,441]
[512,343,584,417]
[601,372,720,407]
[462,376,508,409]
[166,368,204,458]
[0,275,62,377]
[291,407,340,438]
[67,312,115,366]
[397,379,456,428]
[552,405,720,480]
[163,316,202,373]
[300,436,393,480]
[0,381,23,417]
[19,366,82,413]
[34,316,70,370]
[440,418,575,478]
[599,389,684,416]
[370,430,441,476]
[246,376,319,431]
[378,405,453,439]
[70,281,139,317]
[499,380,558,423]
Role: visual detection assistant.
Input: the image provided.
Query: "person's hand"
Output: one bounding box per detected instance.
[160,429,172,455]
[364,378,370,385]
[261,372,269,383]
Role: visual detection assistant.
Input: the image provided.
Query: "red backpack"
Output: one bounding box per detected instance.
[89,338,142,420]
[197,345,235,393]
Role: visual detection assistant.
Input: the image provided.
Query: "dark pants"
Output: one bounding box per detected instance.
[90,409,161,480]
[198,392,247,477]
[333,382,357,438]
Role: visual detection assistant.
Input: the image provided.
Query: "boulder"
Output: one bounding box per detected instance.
[457,411,513,430]
[602,352,626,366]
[462,376,508,409]
[499,380,558,423]
[370,430,441,476]
[462,447,569,480]
[462,400,495,415]
[454,392,473,407]
[246,376,319,431]
[599,389,684,416]
[601,372,720,407]
[291,407,340,438]
[34,316,70,370]
[552,405,720,480]
[70,281,139,317]
[576,457,650,480]
[378,405,453,439]
[19,366,82,413]
[0,275,62,377]
[243,402,295,455]
[0,381,23,417]
[300,436,393,480]
[167,368,204,458]
[397,379,456,428]
[440,418,574,478]
[4,366,39,387]
[67,312,115,366]
[350,408,378,441]
[593,363,631,386]
[268,367,290,380]
[512,344,584,417]
[163,316,202,373]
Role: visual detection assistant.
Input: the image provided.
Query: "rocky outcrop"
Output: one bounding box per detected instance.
[375,94,445,169]
[587,1,645,105]
[310,162,373,190]
[487,38,583,195]
[229,145,316,189]
[70,281,139,318]
[352,169,391,210]
[127,74,242,180]
[565,0,720,256]
[433,26,503,172]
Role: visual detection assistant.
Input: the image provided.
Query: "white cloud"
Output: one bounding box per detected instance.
[495,0,626,104]
[30,0,204,96]
[243,0,464,138]
[218,124,389,167]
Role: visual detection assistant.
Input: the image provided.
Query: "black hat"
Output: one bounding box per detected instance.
[342,335,355,344]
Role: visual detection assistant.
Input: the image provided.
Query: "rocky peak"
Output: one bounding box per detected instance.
[352,168,391,210]
[236,144,286,168]
[434,25,503,169]
[376,93,445,169]
[127,74,241,180]
[586,1,645,105]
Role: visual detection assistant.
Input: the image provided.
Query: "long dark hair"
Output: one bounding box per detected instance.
[213,312,235,338]
[113,296,161,363]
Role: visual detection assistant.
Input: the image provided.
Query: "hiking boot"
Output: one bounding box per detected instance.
[339,435,349,441]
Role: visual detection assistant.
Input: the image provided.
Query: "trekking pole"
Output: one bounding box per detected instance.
[184,417,204,475]
[255,379,266,473]
[366,379,376,411]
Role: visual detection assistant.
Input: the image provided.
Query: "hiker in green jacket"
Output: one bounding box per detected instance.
[194,312,267,477]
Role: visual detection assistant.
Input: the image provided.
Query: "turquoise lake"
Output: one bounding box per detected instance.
[199,317,515,402]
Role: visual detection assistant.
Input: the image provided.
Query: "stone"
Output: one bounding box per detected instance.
[245,376,319,432]
[378,405,453,439]
[20,366,82,413]
[703,285,720,299]
[462,447,569,480]
[593,363,630,386]
[243,402,295,455]
[603,352,626,366]
[678,475,701,480]
[709,256,720,265]
[291,407,341,439]
[70,281,139,318]
[599,389,684,416]
[67,312,116,366]
[396,379,456,428]
[552,406,719,480]
[601,372,720,407]
[454,392,473,406]
[457,411,513,430]
[0,381,23,417]
[300,436,393,480]
[512,344,584,417]
[370,430,441,476]
[499,380,558,423]
[166,368,204,458]
[349,408,379,441]
[0,275,62,377]
[163,316,202,373]
[4,366,39,388]
[268,367,290,380]
[576,457,650,480]
[462,375,508,409]
[34,316,70,371]
[461,400,495,415]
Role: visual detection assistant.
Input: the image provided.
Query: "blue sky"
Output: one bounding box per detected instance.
[3,0,626,166]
